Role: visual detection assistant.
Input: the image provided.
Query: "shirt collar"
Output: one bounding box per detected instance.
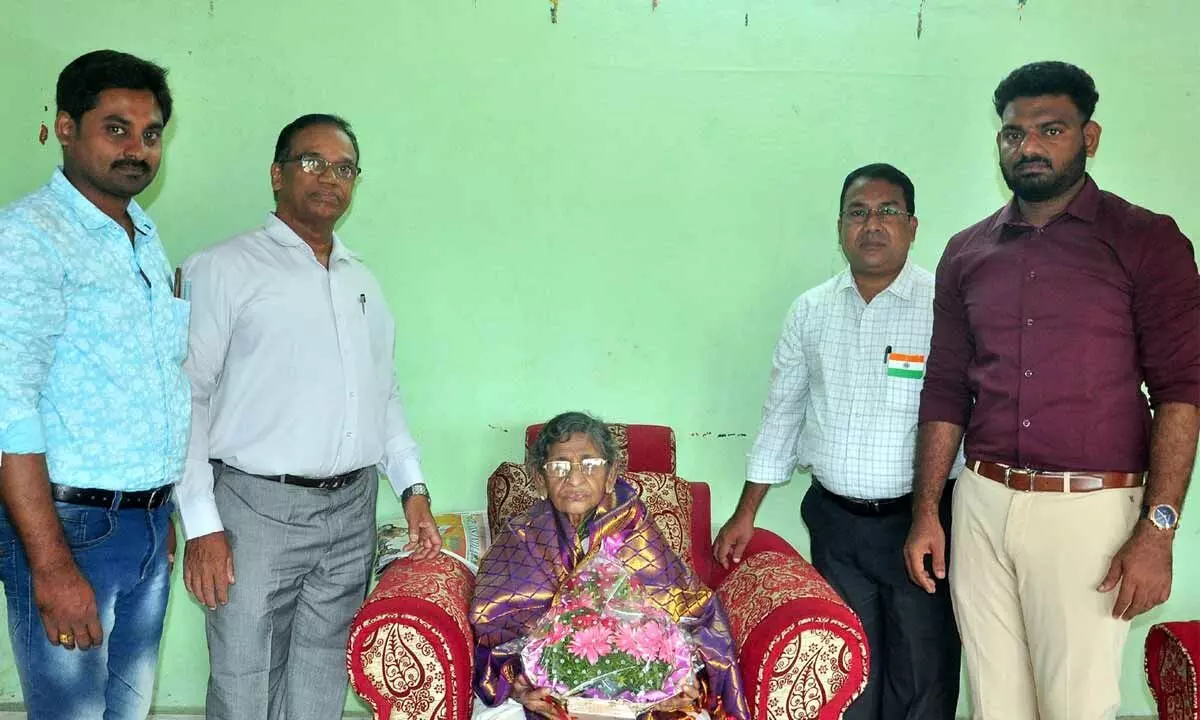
[48,167,155,236]
[836,259,917,302]
[991,173,1101,232]
[263,212,359,263]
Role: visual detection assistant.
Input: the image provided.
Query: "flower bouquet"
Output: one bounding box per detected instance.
[517,537,697,719]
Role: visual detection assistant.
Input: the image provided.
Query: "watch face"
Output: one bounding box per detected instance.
[1152,505,1178,529]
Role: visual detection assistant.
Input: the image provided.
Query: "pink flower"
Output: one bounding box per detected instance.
[559,593,588,612]
[545,622,571,646]
[569,624,613,664]
[632,621,669,662]
[613,623,640,656]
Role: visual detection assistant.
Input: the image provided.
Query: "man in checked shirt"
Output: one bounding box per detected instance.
[715,163,963,720]
[904,61,1198,719]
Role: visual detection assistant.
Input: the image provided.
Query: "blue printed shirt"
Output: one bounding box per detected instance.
[0,169,190,490]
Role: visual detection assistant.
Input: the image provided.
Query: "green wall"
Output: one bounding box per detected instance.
[2,0,1197,716]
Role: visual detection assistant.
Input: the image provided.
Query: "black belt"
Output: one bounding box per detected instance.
[51,483,172,510]
[813,478,911,517]
[213,460,366,490]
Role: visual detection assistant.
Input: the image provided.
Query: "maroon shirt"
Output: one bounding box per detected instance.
[919,176,1199,472]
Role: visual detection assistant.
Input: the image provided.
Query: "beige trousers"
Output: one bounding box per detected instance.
[949,466,1143,720]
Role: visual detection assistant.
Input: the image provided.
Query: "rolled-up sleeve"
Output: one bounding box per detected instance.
[920,235,974,427]
[1133,216,1200,408]
[0,222,65,454]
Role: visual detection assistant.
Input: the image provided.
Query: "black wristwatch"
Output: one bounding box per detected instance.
[401,483,430,507]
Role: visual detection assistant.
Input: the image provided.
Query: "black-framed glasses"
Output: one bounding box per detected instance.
[542,458,608,480]
[839,206,912,224]
[279,153,361,181]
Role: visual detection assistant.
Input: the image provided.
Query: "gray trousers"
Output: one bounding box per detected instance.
[205,462,378,720]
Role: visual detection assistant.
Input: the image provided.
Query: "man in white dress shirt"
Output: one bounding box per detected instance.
[176,114,441,720]
[714,165,962,720]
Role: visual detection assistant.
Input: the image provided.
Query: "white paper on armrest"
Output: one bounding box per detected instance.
[472,698,525,720]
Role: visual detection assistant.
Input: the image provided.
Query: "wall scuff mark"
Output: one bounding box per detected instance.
[916,0,927,38]
[39,123,48,145]
[550,0,559,23]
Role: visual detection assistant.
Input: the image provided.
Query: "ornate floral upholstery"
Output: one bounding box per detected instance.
[348,424,868,719]
[1146,621,1200,720]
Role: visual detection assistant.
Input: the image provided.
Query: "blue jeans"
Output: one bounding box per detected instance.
[0,498,172,720]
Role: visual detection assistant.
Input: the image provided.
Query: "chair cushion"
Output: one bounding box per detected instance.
[485,463,692,568]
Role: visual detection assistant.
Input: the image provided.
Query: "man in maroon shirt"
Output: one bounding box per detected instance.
[903,61,1199,719]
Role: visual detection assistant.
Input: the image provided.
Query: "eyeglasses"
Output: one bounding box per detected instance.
[279,154,362,181]
[839,206,913,224]
[542,458,608,479]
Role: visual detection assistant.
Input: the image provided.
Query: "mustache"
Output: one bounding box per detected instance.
[111,159,150,173]
[1015,156,1052,170]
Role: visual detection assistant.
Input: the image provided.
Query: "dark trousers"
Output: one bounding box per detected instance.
[801,480,960,720]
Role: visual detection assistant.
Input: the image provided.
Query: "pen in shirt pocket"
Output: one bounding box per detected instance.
[884,345,892,364]
[359,293,367,315]
[173,268,192,301]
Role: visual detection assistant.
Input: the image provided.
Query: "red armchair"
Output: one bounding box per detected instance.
[348,424,868,719]
[1146,621,1200,719]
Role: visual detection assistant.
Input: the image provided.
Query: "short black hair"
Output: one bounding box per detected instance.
[993,61,1099,121]
[273,114,360,165]
[839,163,915,214]
[56,50,172,125]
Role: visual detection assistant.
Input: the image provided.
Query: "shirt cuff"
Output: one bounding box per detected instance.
[745,457,796,485]
[917,394,972,427]
[174,461,224,539]
[380,453,426,499]
[0,416,47,455]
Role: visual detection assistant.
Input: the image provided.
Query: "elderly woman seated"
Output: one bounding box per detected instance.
[470,411,749,720]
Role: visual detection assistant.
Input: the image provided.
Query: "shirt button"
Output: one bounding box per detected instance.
[1022,419,1031,428]
[1024,369,1033,378]
[349,392,357,399]
[345,431,354,438]
[1025,318,1034,327]
[1028,271,1037,280]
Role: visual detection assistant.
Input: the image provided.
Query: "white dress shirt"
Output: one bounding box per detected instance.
[747,261,965,500]
[176,213,426,539]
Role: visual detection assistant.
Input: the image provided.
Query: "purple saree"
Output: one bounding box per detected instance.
[470,478,749,719]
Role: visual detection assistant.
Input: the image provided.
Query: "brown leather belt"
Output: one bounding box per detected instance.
[969,459,1144,493]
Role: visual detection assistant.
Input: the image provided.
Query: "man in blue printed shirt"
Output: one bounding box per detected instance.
[0,50,189,720]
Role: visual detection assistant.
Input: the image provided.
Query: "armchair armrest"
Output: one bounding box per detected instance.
[1145,621,1200,719]
[347,553,476,720]
[707,527,799,589]
[718,551,868,720]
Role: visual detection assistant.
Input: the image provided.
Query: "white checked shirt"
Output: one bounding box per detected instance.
[747,261,964,500]
[175,213,427,539]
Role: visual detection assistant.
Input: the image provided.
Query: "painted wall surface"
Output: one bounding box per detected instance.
[1,0,1196,715]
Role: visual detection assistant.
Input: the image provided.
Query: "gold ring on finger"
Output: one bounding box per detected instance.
[59,632,74,644]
